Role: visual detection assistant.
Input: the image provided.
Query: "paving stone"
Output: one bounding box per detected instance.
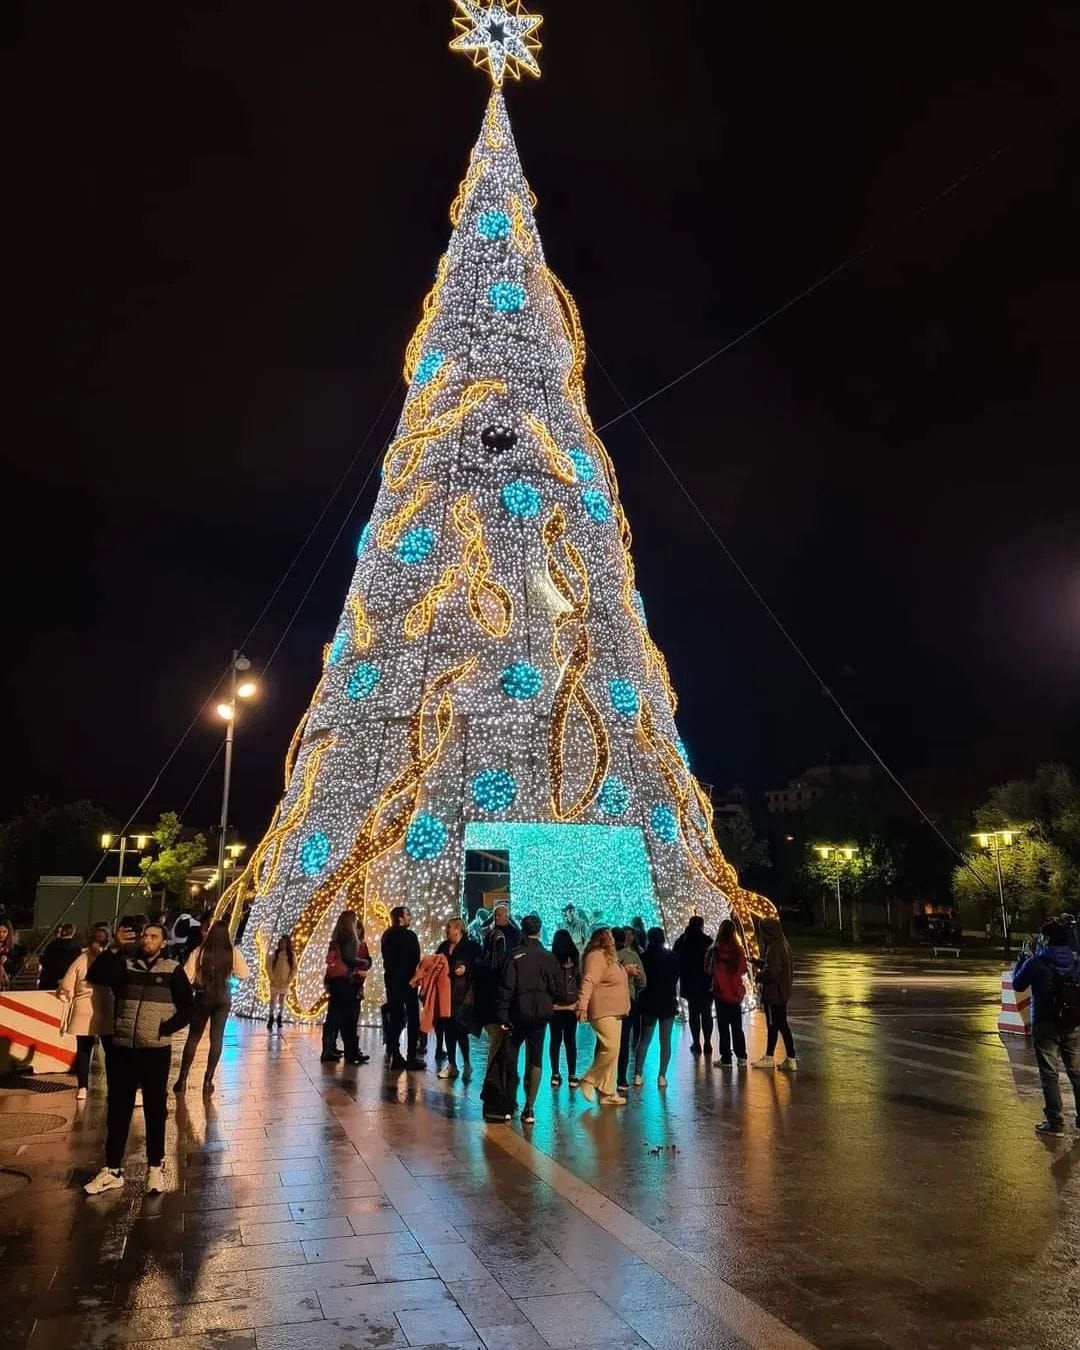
[395,1303,477,1346]
[303,1231,421,1263]
[27,1293,322,1347]
[243,1258,376,1296]
[255,1316,408,1350]
[369,1251,438,1282]
[193,1242,308,1274]
[241,1216,354,1245]
[421,1244,490,1283]
[318,1279,454,1321]
[444,1280,527,1330]
[619,1303,749,1350]
[516,1292,640,1349]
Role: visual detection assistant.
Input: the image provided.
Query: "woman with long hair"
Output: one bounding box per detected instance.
[709,918,748,1067]
[435,917,479,1081]
[174,920,249,1094]
[321,910,371,1066]
[549,929,580,1087]
[57,923,114,1100]
[0,921,26,988]
[635,927,680,1087]
[575,927,630,1106]
[266,933,296,1030]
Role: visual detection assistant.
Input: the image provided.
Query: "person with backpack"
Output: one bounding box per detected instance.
[1013,917,1080,1137]
[175,920,251,1093]
[708,919,748,1067]
[495,913,561,1125]
[549,929,581,1087]
[322,910,372,1066]
[472,903,521,1067]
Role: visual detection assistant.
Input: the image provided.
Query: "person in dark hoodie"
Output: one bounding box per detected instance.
[752,917,797,1070]
[38,924,82,990]
[673,915,713,1057]
[634,927,680,1087]
[473,903,521,1067]
[496,913,560,1125]
[1013,917,1080,1137]
[381,906,423,1071]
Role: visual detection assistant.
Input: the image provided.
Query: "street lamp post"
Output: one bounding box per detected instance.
[814,844,858,939]
[972,830,1016,960]
[101,832,150,926]
[215,652,258,893]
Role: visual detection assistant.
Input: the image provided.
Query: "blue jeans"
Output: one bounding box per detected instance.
[1033,1025,1080,1126]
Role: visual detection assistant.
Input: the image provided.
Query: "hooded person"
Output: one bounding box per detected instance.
[752,917,797,1070]
[1013,918,1080,1137]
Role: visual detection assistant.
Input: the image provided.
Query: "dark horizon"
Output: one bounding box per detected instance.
[8,1,1080,843]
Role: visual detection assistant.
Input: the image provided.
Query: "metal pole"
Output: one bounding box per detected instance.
[835,860,843,934]
[993,839,1009,960]
[216,651,238,890]
[113,837,127,927]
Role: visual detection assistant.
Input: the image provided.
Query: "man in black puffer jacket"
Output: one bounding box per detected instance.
[496,913,560,1125]
[674,915,714,1057]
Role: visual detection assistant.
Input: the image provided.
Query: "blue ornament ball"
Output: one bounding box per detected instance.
[501,479,541,519]
[477,209,511,241]
[471,768,518,812]
[405,813,447,861]
[597,777,630,817]
[396,526,435,564]
[568,446,595,482]
[501,661,542,700]
[488,280,526,313]
[327,632,348,666]
[346,663,380,701]
[651,804,679,844]
[609,678,640,718]
[413,350,445,387]
[581,488,611,524]
[299,831,331,876]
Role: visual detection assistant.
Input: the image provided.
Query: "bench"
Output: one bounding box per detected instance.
[931,946,962,958]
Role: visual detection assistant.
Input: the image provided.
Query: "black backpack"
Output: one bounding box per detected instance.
[1050,961,1080,1032]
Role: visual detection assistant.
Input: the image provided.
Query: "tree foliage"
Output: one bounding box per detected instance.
[139,812,207,903]
[0,799,114,921]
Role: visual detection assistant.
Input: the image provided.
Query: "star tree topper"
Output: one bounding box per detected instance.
[450,0,543,86]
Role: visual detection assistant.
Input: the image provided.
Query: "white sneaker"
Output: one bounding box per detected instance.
[436,1065,458,1080]
[752,1056,776,1069]
[76,1087,88,1101]
[632,1074,643,1087]
[778,1057,798,1072]
[85,1167,124,1195]
[657,1075,668,1088]
[146,1165,167,1195]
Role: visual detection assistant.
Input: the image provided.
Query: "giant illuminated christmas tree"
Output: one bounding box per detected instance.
[223,0,776,1021]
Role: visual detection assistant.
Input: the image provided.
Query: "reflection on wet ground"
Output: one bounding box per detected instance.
[1,948,1077,1349]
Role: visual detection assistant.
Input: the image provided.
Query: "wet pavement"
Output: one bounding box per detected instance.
[1,947,1078,1350]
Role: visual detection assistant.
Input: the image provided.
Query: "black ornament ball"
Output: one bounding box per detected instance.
[481,424,518,453]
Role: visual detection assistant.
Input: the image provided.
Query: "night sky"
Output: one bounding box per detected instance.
[9,1,1080,842]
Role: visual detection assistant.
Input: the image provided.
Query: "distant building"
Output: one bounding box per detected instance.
[764,764,874,814]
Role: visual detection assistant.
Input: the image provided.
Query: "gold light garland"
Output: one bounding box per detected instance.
[452,493,514,638]
[637,702,777,957]
[403,362,451,435]
[483,93,505,150]
[383,379,505,491]
[376,480,436,549]
[404,564,460,639]
[508,193,534,255]
[524,412,577,484]
[285,657,477,1018]
[348,590,374,653]
[403,254,450,384]
[253,926,271,1005]
[542,505,609,819]
[449,154,486,227]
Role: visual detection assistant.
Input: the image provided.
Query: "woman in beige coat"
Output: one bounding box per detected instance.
[576,927,630,1105]
[57,924,115,1101]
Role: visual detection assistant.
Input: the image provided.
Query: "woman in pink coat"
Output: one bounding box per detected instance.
[57,924,115,1100]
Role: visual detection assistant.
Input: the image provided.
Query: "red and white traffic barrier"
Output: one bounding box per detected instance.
[0,992,77,1073]
[997,970,1031,1037]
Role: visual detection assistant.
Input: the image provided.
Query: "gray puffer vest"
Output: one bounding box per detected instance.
[113,955,181,1049]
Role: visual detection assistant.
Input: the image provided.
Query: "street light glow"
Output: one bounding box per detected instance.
[101,832,115,850]
[217,703,235,721]
[236,681,258,699]
[134,834,149,850]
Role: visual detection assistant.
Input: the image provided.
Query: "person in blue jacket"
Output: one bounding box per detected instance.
[1013,918,1080,1138]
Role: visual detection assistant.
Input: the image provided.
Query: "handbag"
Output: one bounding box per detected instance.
[325,942,348,981]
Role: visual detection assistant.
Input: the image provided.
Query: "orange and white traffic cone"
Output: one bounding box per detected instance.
[997,970,1031,1036]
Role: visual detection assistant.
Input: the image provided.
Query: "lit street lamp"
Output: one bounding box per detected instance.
[101,832,150,926]
[215,651,258,892]
[814,844,859,938]
[971,829,1016,959]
